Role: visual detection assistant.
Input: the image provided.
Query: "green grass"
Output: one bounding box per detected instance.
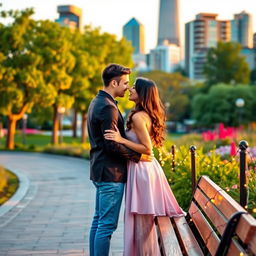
[0,167,19,205]
[0,133,86,148]
[0,133,91,159]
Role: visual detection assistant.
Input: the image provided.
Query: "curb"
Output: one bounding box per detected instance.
[0,169,30,218]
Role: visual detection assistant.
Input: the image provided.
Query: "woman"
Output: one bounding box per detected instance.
[104,77,184,256]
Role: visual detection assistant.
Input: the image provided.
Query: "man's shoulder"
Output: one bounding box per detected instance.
[94,93,117,108]
[88,94,117,117]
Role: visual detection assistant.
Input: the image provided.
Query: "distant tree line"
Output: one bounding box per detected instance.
[0,9,134,149]
[1,9,256,150]
[139,41,256,129]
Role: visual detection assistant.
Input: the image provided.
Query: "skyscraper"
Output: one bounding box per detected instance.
[123,17,145,54]
[158,0,180,46]
[149,43,180,72]
[231,11,253,48]
[185,13,231,80]
[55,5,82,31]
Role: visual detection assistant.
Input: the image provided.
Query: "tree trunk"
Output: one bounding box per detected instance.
[0,121,3,138]
[72,109,77,138]
[51,105,59,145]
[81,112,88,143]
[5,104,28,150]
[6,116,17,150]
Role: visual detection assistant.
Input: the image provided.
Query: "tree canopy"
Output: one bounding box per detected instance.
[204,41,250,86]
[192,84,255,127]
[0,9,135,148]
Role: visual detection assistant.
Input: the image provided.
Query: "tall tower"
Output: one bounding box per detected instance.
[185,13,231,80]
[158,0,180,46]
[123,17,145,54]
[55,5,82,31]
[231,11,253,48]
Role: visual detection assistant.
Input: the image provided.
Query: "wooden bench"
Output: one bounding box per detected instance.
[155,175,256,256]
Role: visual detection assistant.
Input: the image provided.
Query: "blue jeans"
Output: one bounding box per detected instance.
[89,181,125,256]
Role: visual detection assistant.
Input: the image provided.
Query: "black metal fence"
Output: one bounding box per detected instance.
[170,140,250,209]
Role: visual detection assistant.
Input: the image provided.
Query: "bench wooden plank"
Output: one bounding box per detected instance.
[194,188,246,255]
[155,176,256,256]
[189,202,220,256]
[173,216,204,256]
[198,176,256,244]
[235,214,256,246]
[155,216,183,256]
[248,233,256,255]
[194,188,227,234]
[226,239,248,256]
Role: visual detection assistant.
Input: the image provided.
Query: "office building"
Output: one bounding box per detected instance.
[254,33,256,48]
[185,13,231,80]
[158,0,180,46]
[55,5,82,31]
[231,11,253,48]
[148,42,180,72]
[123,17,145,54]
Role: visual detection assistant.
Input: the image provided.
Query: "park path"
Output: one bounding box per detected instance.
[0,152,124,256]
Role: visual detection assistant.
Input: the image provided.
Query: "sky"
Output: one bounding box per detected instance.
[1,0,256,53]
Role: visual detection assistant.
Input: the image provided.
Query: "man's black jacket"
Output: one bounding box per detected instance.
[87,90,141,183]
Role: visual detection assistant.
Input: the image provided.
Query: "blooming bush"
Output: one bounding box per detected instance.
[156,144,256,216]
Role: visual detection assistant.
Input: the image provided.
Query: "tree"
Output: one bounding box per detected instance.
[138,71,191,121]
[192,84,254,127]
[33,20,76,144]
[74,26,134,142]
[0,9,54,149]
[250,68,256,85]
[204,42,250,86]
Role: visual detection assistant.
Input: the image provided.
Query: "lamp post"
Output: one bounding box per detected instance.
[235,98,245,127]
[58,107,66,144]
[22,114,28,145]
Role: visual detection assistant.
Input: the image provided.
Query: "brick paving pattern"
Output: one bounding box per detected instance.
[0,152,124,256]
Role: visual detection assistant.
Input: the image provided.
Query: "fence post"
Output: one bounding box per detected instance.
[190,145,197,195]
[171,145,176,172]
[239,140,249,208]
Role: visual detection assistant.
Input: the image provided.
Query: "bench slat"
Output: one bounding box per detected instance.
[194,188,227,234]
[198,176,256,244]
[155,216,183,256]
[189,201,220,256]
[226,239,248,256]
[173,216,204,256]
[248,233,256,255]
[194,188,246,255]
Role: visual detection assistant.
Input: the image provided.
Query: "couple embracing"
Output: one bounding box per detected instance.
[88,63,184,256]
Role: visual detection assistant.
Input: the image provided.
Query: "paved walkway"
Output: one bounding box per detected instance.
[0,152,124,256]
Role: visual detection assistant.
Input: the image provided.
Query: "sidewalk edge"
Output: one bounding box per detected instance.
[0,169,30,218]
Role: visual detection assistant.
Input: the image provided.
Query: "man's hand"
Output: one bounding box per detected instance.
[140,153,153,162]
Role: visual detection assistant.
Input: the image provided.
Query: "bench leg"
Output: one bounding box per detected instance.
[135,214,161,256]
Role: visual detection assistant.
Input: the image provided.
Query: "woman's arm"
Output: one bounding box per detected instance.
[104,112,152,155]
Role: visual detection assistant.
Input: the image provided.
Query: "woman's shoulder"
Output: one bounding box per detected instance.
[132,111,151,123]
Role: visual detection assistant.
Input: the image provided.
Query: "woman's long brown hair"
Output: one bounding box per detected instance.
[126,77,166,147]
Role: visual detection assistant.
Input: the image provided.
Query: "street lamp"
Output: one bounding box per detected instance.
[58,107,66,144]
[235,98,245,127]
[22,114,28,145]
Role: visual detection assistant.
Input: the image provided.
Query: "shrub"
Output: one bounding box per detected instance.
[0,167,19,205]
[157,145,256,216]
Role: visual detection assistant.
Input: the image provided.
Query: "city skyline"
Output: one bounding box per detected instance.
[158,0,180,46]
[1,0,256,53]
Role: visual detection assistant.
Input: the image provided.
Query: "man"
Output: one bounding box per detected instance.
[88,63,144,256]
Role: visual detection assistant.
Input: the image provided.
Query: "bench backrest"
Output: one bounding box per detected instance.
[189,175,256,256]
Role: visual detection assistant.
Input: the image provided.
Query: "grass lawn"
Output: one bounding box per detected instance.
[0,132,91,159]
[0,133,86,148]
[0,167,19,205]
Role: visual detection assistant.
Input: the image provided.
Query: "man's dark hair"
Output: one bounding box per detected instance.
[102,63,131,87]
